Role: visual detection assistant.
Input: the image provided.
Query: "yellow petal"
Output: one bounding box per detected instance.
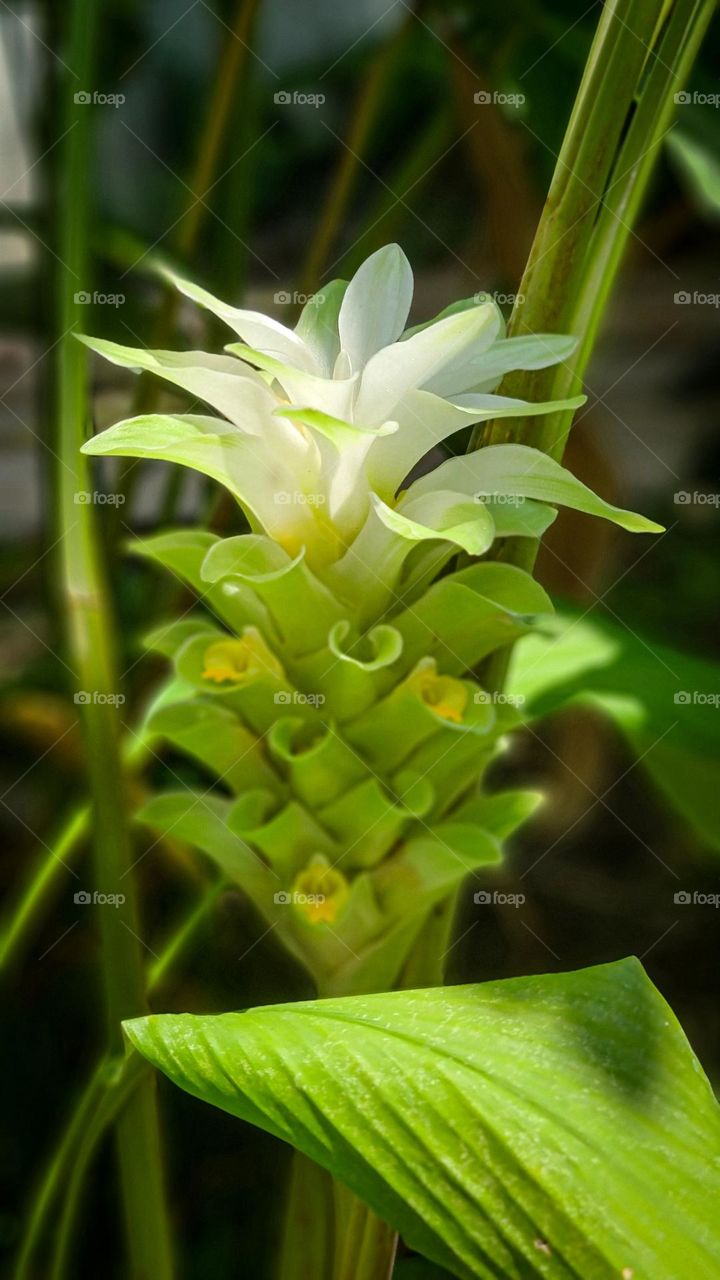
[407,662,468,723]
[291,856,349,925]
[202,628,284,686]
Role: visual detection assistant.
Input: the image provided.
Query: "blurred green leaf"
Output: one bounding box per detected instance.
[509,612,720,850]
[667,128,720,220]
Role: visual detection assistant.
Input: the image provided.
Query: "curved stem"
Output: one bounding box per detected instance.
[15,880,225,1279]
[54,0,174,1272]
[48,1057,150,1280]
[1,726,152,972]
[14,1064,108,1280]
[0,805,88,970]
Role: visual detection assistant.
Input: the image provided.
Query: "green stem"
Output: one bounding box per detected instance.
[48,1058,149,1280]
[0,726,152,972]
[333,1186,398,1280]
[54,1,173,1275]
[48,881,227,1280]
[15,880,224,1280]
[277,1160,398,1280]
[147,880,225,988]
[469,0,714,688]
[277,1153,337,1280]
[14,1063,108,1280]
[0,805,88,970]
[400,900,455,988]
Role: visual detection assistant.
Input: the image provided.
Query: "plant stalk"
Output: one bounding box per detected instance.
[15,879,224,1279]
[333,1186,398,1280]
[0,726,152,971]
[54,1,174,1274]
[469,0,714,688]
[472,0,714,468]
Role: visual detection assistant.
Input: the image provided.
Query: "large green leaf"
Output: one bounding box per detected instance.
[125,959,720,1280]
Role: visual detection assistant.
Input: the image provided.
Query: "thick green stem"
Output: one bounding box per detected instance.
[469,0,714,689]
[472,0,714,468]
[277,1157,399,1280]
[277,1153,337,1280]
[333,1186,398,1280]
[54,1,173,1275]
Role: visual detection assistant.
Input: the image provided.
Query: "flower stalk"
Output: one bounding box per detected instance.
[470,0,714,692]
[53,0,173,1274]
[472,0,715,469]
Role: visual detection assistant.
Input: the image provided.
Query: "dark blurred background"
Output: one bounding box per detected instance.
[1,1,719,1275]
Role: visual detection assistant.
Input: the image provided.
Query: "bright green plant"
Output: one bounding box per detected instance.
[127,958,720,1279]
[16,2,715,1275]
[81,245,658,999]
[77,245,713,1280]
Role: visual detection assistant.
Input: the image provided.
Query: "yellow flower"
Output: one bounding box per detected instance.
[291,856,349,925]
[202,628,283,685]
[409,662,468,724]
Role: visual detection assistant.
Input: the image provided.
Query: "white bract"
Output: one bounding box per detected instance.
[81,244,660,598]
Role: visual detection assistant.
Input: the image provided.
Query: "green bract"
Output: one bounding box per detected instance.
[81,245,661,995]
